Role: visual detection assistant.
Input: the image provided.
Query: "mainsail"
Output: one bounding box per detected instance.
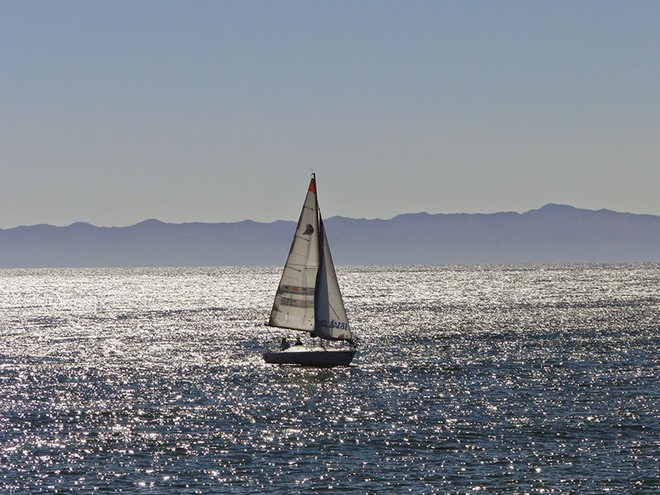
[268,177,320,332]
[268,175,352,343]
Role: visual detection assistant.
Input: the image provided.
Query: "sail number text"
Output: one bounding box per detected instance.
[317,319,349,331]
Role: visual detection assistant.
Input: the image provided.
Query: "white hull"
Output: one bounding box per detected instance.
[263,345,355,366]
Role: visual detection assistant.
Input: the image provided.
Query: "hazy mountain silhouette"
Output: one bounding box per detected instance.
[1,204,659,268]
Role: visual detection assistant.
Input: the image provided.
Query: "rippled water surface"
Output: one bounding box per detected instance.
[0,265,658,493]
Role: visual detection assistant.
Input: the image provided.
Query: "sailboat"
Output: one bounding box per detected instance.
[263,174,356,366]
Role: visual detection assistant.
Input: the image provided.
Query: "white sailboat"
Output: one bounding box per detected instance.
[264,174,357,366]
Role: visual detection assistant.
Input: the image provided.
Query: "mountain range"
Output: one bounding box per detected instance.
[1,204,659,268]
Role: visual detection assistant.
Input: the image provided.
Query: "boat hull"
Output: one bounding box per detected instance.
[263,347,355,366]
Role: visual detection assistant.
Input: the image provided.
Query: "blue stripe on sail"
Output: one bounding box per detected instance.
[278,285,315,296]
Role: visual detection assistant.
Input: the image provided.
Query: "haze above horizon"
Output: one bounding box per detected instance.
[2,1,659,228]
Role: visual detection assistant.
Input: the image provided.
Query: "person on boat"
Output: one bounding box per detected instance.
[294,336,303,346]
[280,337,290,351]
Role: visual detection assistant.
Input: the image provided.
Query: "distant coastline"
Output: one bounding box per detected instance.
[1,204,660,268]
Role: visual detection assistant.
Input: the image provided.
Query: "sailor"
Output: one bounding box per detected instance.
[280,337,291,351]
[294,336,303,346]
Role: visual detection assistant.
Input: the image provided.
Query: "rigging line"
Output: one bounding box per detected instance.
[264,324,283,344]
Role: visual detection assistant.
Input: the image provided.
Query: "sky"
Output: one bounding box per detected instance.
[2,0,659,228]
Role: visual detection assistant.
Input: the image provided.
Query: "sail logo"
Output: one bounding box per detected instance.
[303,223,314,235]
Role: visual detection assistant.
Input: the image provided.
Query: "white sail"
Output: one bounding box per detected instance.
[263,174,356,365]
[268,177,320,332]
[314,215,352,341]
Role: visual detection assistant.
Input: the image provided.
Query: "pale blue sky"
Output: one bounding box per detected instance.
[2,0,659,227]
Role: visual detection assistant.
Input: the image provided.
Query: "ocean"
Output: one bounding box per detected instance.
[0,265,657,494]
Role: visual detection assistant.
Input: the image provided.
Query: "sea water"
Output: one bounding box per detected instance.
[0,265,657,494]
